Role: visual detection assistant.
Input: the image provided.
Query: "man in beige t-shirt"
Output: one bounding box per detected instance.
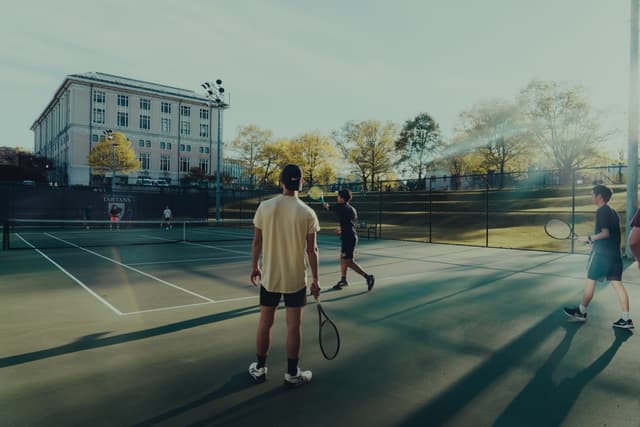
[249,164,321,388]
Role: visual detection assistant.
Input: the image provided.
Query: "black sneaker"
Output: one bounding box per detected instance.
[366,274,375,291]
[612,318,634,329]
[249,362,267,384]
[563,306,587,321]
[333,280,348,290]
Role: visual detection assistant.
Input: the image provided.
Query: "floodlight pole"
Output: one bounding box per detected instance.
[201,80,230,224]
[627,0,639,258]
[103,129,115,193]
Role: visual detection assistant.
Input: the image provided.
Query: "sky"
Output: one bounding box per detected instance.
[0,0,633,158]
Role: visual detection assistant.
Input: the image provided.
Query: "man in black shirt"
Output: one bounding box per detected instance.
[323,189,374,291]
[564,185,633,329]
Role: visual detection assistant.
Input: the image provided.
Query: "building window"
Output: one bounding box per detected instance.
[180,120,190,136]
[161,102,171,114]
[92,108,105,124]
[139,140,146,148]
[117,112,129,127]
[160,141,166,149]
[92,134,99,142]
[180,144,185,152]
[93,91,105,104]
[145,140,151,148]
[139,153,150,170]
[160,155,171,171]
[180,157,190,172]
[181,144,191,152]
[161,118,171,133]
[140,98,151,110]
[166,142,172,150]
[117,95,129,107]
[199,158,209,174]
[200,109,209,120]
[200,124,209,138]
[180,105,191,117]
[140,115,151,130]
[199,146,210,154]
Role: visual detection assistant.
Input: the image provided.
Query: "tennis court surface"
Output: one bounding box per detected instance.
[1,231,639,426]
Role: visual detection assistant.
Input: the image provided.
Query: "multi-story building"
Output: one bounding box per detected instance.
[31,72,227,186]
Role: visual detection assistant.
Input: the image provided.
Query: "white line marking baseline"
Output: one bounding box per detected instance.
[15,233,123,315]
[44,233,215,303]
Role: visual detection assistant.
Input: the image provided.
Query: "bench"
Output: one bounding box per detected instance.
[358,221,379,239]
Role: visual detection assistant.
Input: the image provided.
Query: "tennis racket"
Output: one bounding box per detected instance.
[307,186,325,203]
[315,297,340,360]
[544,219,577,240]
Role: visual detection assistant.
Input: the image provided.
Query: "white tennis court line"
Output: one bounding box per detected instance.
[181,241,249,254]
[14,233,123,315]
[128,254,250,266]
[140,234,249,255]
[44,232,215,304]
[121,295,259,315]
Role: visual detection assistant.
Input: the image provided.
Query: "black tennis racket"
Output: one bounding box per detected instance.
[315,297,340,360]
[544,219,577,240]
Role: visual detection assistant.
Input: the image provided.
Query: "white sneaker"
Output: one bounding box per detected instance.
[249,362,267,384]
[283,368,312,388]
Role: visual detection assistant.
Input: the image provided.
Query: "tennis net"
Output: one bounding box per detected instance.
[2,218,254,250]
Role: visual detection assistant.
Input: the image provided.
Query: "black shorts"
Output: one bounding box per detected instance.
[341,236,357,259]
[260,286,307,307]
[587,252,623,282]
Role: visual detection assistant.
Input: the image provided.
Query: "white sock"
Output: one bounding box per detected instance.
[579,304,587,314]
[622,312,630,321]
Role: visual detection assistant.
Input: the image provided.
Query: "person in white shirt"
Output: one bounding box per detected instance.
[248,164,321,388]
[162,206,172,229]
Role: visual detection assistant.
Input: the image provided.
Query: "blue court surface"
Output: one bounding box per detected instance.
[1,234,639,427]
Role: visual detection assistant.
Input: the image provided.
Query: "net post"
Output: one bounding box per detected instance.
[182,221,186,242]
[2,220,8,251]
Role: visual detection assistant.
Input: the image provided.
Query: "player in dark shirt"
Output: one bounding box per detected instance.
[323,189,374,291]
[564,185,633,329]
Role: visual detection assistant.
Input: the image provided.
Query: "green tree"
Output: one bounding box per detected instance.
[518,80,610,183]
[395,113,443,181]
[231,124,273,186]
[87,131,140,175]
[256,138,291,186]
[289,132,338,185]
[332,120,397,190]
[456,99,529,187]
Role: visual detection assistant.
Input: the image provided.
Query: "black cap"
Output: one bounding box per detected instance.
[281,164,303,191]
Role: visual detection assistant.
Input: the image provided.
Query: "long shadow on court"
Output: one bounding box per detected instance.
[377,253,574,322]
[0,288,370,369]
[129,372,259,427]
[0,305,260,368]
[492,327,632,427]
[396,313,631,427]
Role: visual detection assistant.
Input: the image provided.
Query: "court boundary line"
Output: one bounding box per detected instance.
[128,254,249,266]
[44,233,215,304]
[121,295,259,315]
[15,233,123,315]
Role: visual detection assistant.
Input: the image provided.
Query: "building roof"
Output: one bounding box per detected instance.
[31,72,214,130]
[68,72,210,102]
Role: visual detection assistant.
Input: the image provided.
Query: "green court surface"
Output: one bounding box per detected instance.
[1,235,639,427]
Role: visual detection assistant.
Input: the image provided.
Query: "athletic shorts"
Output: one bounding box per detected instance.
[587,252,623,282]
[110,216,119,222]
[260,286,306,307]
[341,236,357,260]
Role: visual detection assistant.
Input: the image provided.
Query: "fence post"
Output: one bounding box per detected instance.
[571,168,576,254]
[378,180,383,239]
[428,176,433,243]
[485,174,490,248]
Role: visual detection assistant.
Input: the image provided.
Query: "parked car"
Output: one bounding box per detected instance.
[136,178,154,186]
[154,179,169,187]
